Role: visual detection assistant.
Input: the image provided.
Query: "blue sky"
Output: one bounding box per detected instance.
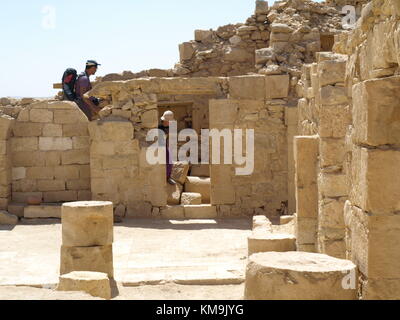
[0,0,320,98]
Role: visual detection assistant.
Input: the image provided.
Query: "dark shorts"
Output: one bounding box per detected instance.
[75,99,92,121]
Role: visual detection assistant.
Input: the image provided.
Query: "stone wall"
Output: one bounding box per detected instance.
[9,101,91,204]
[87,75,290,218]
[294,0,400,299]
[337,0,400,299]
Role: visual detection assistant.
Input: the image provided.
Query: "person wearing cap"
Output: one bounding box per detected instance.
[75,60,103,121]
[159,111,177,185]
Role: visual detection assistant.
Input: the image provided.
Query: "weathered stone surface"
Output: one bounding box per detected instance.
[171,162,190,185]
[248,233,296,255]
[352,76,400,146]
[60,245,114,279]
[24,204,61,219]
[181,192,202,205]
[245,252,357,300]
[62,201,113,247]
[229,75,265,100]
[57,271,111,300]
[184,205,217,219]
[265,75,289,99]
[0,211,18,225]
[160,205,185,219]
[184,177,210,204]
[294,136,319,219]
[350,148,400,215]
[167,182,183,205]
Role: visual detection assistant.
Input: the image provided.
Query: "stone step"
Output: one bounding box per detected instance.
[24,204,62,219]
[181,192,202,205]
[159,205,217,219]
[248,233,296,256]
[184,176,211,203]
[190,164,210,177]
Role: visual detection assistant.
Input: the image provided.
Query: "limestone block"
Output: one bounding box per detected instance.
[24,204,62,218]
[167,182,183,205]
[57,271,111,300]
[39,137,73,151]
[12,122,42,137]
[318,173,347,198]
[181,192,202,205]
[156,77,220,95]
[29,109,53,123]
[248,233,296,255]
[318,198,346,231]
[26,167,54,180]
[280,215,294,225]
[12,192,43,204]
[229,75,266,100]
[61,150,90,165]
[11,137,38,152]
[255,0,268,14]
[54,110,87,124]
[0,211,18,225]
[319,105,351,138]
[44,191,77,203]
[318,59,347,86]
[184,177,210,203]
[296,217,317,245]
[160,205,185,219]
[171,162,190,185]
[63,123,89,137]
[72,137,90,150]
[140,110,158,129]
[12,167,26,181]
[60,245,114,279]
[179,42,195,61]
[223,47,252,62]
[37,180,66,192]
[184,205,217,219]
[55,166,80,180]
[350,148,400,215]
[88,120,134,142]
[43,124,63,137]
[190,164,210,177]
[265,75,289,99]
[294,136,319,219]
[62,201,113,247]
[352,76,400,146]
[244,252,357,300]
[318,239,346,259]
[194,30,213,42]
[319,138,345,168]
[209,99,238,126]
[319,86,348,106]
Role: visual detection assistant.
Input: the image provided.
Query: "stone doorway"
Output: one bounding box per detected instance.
[158,102,211,207]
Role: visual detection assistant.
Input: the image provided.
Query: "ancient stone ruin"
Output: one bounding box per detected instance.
[1,0,399,300]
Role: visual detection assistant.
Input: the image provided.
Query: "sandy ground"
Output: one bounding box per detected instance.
[0,218,251,300]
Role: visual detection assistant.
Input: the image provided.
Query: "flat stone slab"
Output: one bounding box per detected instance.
[24,204,61,219]
[248,233,296,255]
[245,252,357,300]
[184,205,217,219]
[280,215,295,225]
